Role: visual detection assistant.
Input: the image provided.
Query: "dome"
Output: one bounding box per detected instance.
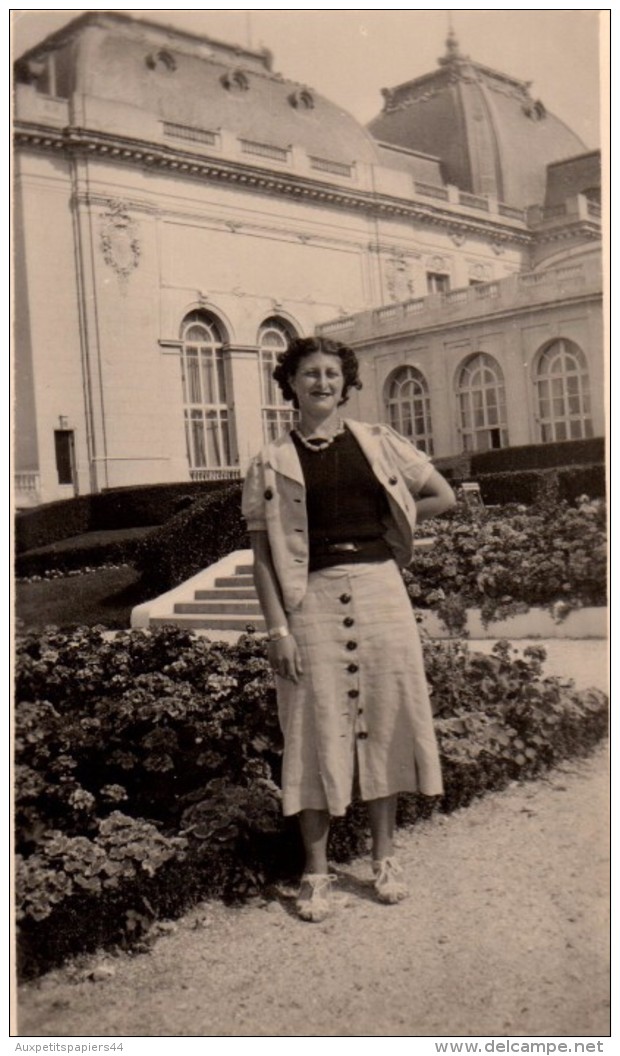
[367,30,586,208]
[17,12,381,168]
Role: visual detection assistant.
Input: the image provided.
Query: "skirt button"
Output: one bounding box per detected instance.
[346,641,358,651]
[357,731,368,740]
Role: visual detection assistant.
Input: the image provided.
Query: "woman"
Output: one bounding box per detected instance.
[242,336,455,922]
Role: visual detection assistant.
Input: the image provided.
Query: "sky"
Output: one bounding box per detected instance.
[11,8,604,149]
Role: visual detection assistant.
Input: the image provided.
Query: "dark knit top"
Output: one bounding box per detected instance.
[291,425,392,571]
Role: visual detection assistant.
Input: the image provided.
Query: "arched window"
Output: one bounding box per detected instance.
[457,353,508,452]
[536,340,592,442]
[180,311,233,476]
[258,318,298,441]
[385,366,434,455]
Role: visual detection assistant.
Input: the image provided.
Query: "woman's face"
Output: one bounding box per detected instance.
[289,352,345,418]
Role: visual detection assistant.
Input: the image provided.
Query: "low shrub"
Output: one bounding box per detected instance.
[91,481,228,532]
[15,527,155,578]
[134,483,247,595]
[15,625,607,976]
[15,496,93,555]
[470,437,605,475]
[15,481,232,554]
[476,466,606,505]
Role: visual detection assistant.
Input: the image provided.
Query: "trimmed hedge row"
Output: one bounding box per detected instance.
[134,483,247,595]
[15,481,231,555]
[15,625,608,977]
[15,527,155,579]
[476,464,606,505]
[470,437,605,475]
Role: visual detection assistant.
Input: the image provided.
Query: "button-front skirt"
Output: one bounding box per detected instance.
[276,560,443,817]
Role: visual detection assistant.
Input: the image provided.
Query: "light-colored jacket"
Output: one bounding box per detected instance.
[241,419,433,613]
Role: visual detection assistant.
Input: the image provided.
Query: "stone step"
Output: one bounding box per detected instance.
[150,614,266,632]
[174,600,262,615]
[234,564,254,575]
[214,575,255,588]
[194,588,257,600]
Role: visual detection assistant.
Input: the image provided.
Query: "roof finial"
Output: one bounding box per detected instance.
[445,18,460,60]
[438,14,466,67]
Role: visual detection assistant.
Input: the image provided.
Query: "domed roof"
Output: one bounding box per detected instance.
[367,30,586,207]
[18,12,381,167]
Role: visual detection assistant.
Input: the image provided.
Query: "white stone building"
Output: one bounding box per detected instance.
[14,12,602,506]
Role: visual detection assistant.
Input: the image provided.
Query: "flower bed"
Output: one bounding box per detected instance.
[15,625,607,978]
[133,484,606,632]
[403,495,606,632]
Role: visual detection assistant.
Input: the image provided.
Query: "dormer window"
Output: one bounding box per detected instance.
[16,54,60,97]
[289,88,314,110]
[145,49,177,72]
[221,69,249,92]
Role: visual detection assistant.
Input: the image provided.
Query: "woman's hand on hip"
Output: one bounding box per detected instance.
[268,634,303,684]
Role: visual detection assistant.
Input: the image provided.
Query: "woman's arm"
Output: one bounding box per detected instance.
[250,530,303,684]
[414,468,457,523]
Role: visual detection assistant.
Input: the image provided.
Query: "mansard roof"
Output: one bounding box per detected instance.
[15,11,381,167]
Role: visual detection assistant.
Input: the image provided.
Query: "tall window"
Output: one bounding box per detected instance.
[536,340,592,442]
[180,312,232,473]
[385,366,434,454]
[457,353,508,452]
[258,318,298,442]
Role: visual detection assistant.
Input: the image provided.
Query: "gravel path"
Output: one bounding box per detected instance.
[18,743,609,1038]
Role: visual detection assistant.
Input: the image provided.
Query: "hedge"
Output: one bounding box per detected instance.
[134,483,247,595]
[15,625,607,977]
[135,485,606,634]
[15,527,155,579]
[470,437,605,476]
[15,496,94,555]
[15,481,232,555]
[476,465,606,505]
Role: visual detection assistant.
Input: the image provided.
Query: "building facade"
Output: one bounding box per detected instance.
[14,13,602,506]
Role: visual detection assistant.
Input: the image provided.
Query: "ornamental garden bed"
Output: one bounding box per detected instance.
[15,625,607,979]
[134,485,606,633]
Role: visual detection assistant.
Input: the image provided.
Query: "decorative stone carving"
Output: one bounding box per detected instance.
[469,263,492,282]
[491,241,506,256]
[385,256,414,302]
[428,255,447,272]
[449,228,467,247]
[100,200,140,290]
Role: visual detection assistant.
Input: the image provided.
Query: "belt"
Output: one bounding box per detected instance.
[311,538,389,558]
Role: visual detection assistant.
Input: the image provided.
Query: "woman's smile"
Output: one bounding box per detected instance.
[289,352,345,423]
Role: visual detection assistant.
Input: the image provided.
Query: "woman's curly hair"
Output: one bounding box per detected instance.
[272,336,362,408]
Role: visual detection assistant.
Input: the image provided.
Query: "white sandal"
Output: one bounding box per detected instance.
[372,857,409,904]
[295,873,347,923]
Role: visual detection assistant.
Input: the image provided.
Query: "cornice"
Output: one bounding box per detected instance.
[532,222,602,246]
[14,119,532,246]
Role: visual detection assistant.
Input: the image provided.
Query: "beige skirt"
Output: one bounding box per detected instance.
[276,560,443,817]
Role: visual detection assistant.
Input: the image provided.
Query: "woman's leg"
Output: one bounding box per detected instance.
[298,808,330,874]
[296,809,338,922]
[367,794,398,861]
[367,794,408,903]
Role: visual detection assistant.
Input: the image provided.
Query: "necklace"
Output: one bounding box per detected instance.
[293,420,346,452]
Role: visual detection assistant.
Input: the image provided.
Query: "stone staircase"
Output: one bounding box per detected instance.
[131,541,439,639]
[148,561,265,634]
